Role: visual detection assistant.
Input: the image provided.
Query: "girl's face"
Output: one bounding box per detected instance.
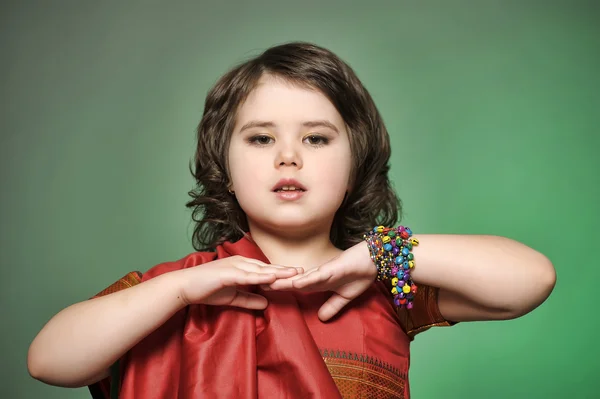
[228,75,352,235]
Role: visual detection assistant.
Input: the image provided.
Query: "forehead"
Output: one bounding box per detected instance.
[235,75,345,129]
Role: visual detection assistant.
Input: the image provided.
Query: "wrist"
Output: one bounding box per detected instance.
[357,241,377,279]
[154,272,190,311]
[363,225,419,309]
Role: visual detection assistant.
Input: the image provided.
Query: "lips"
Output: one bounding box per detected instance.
[272,178,307,192]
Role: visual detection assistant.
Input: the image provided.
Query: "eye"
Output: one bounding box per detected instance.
[303,135,329,147]
[248,135,274,146]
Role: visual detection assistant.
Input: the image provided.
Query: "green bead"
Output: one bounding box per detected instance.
[406,242,413,250]
[396,238,402,246]
[388,230,396,238]
[407,253,414,260]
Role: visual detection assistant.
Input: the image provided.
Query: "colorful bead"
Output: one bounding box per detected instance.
[363,225,418,310]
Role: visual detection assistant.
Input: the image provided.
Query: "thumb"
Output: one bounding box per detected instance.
[318,293,351,322]
[229,290,269,310]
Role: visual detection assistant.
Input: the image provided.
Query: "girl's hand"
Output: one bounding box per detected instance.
[266,241,376,321]
[177,256,302,310]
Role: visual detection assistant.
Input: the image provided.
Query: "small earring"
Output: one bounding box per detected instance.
[228,188,235,195]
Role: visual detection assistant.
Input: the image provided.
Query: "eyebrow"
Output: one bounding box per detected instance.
[238,120,340,134]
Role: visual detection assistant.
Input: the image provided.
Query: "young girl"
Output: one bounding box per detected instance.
[27,42,556,399]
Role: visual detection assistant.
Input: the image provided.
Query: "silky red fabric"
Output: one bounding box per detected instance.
[116,235,413,398]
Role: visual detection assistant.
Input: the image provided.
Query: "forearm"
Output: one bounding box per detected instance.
[28,272,185,388]
[410,234,556,314]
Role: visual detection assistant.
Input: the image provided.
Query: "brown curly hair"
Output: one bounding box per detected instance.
[186,41,401,251]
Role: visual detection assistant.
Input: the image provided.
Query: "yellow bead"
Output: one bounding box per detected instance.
[410,237,419,246]
[382,236,391,243]
[391,287,398,295]
[402,284,411,294]
[391,277,398,286]
[377,225,385,233]
[408,261,415,269]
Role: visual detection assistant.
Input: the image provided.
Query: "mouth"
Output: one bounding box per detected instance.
[272,178,307,193]
[273,186,306,193]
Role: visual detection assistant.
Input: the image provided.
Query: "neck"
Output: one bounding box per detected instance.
[247,223,342,270]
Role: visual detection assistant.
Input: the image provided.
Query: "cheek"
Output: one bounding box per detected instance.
[316,146,352,189]
[229,146,267,189]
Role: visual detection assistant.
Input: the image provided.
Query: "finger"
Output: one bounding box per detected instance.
[267,267,320,290]
[221,271,277,287]
[228,290,269,310]
[235,263,299,278]
[264,267,299,278]
[292,269,333,289]
[265,264,305,274]
[318,293,351,322]
[267,273,307,290]
[243,258,304,274]
[241,258,269,267]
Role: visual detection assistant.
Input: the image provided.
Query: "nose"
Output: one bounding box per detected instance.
[275,141,303,169]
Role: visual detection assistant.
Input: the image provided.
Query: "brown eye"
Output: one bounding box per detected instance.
[248,135,274,145]
[304,135,329,146]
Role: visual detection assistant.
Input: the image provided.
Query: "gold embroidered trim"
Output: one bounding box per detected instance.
[406,320,454,336]
[321,349,406,399]
[92,271,143,299]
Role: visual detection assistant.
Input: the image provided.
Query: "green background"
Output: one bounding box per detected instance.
[2,1,598,398]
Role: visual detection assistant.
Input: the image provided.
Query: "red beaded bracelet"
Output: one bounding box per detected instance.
[363,225,419,309]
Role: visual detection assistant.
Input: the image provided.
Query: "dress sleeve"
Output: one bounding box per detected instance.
[396,284,458,340]
[87,271,143,398]
[91,271,143,299]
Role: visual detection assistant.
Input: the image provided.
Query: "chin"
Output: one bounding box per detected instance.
[251,213,332,236]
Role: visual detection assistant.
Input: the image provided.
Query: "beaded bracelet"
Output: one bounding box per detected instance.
[363,225,419,309]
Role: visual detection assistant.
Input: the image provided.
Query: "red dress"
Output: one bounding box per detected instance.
[89,235,455,398]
